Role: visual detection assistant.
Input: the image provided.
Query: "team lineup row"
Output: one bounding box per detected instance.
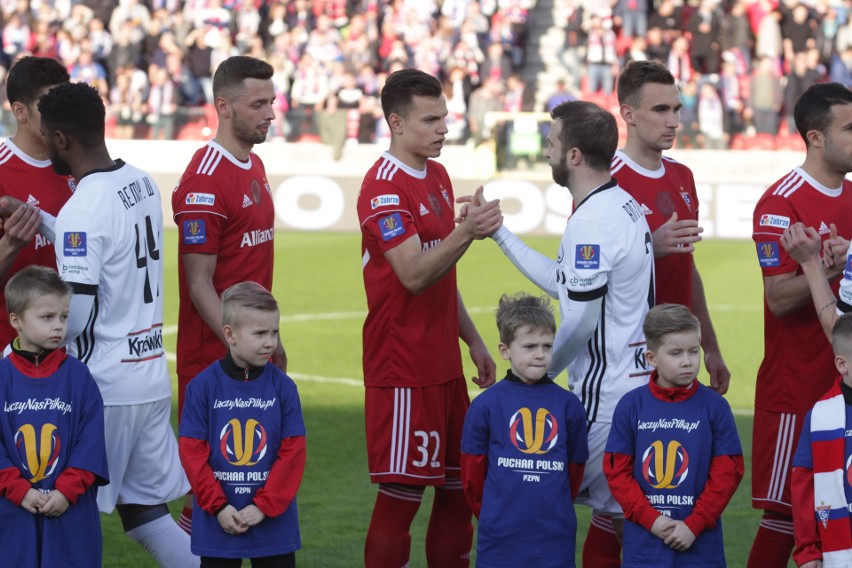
[0,53,849,568]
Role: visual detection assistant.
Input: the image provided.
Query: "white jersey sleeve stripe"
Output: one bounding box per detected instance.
[772,171,800,197]
[580,300,607,422]
[74,296,99,365]
[0,144,12,165]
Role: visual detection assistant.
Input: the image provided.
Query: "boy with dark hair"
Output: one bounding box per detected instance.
[0,265,108,567]
[604,304,743,567]
[792,313,852,568]
[357,67,502,567]
[461,293,588,567]
[179,281,306,567]
[0,56,73,349]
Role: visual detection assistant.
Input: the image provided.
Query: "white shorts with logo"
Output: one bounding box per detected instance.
[97,398,189,513]
[575,420,623,516]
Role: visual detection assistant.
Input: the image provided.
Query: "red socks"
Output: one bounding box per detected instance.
[177,504,192,535]
[425,481,473,567]
[747,513,794,568]
[583,514,622,568]
[365,484,424,568]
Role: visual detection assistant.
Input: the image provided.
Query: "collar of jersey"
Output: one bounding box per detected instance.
[574,178,618,212]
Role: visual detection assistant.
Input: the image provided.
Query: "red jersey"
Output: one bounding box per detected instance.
[611,150,697,307]
[752,167,852,413]
[358,152,462,388]
[0,140,74,347]
[172,141,275,379]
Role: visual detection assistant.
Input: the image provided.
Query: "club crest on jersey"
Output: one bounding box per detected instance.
[14,423,60,482]
[379,213,405,241]
[67,178,77,192]
[845,255,852,280]
[64,232,86,256]
[509,407,559,454]
[185,192,215,206]
[220,418,268,466]
[817,501,831,529]
[680,191,691,209]
[183,219,206,245]
[441,189,450,205]
[756,241,780,267]
[642,440,689,489]
[759,214,790,229]
[574,244,600,269]
[370,194,400,209]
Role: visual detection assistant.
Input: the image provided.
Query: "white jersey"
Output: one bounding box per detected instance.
[558,181,654,423]
[55,160,169,405]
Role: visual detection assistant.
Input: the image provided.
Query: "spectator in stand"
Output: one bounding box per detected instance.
[146,64,178,140]
[781,2,817,64]
[185,27,214,104]
[719,56,745,145]
[613,0,648,39]
[645,26,671,62]
[747,56,783,135]
[755,6,784,65]
[110,67,145,140]
[688,0,724,74]
[668,37,694,85]
[623,36,649,65]
[678,78,702,149]
[467,77,504,147]
[481,41,512,83]
[721,0,755,69]
[585,11,618,95]
[444,66,470,145]
[561,0,585,92]
[648,0,682,43]
[830,46,852,87]
[784,51,822,134]
[699,81,726,149]
[70,45,109,100]
[543,78,576,112]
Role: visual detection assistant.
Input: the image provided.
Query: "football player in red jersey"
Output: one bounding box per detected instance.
[0,56,73,349]
[357,68,502,568]
[750,83,852,567]
[172,56,284,534]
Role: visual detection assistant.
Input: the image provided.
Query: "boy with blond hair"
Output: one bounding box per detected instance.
[0,265,108,567]
[461,293,588,567]
[792,313,852,568]
[179,282,305,567]
[604,304,743,567]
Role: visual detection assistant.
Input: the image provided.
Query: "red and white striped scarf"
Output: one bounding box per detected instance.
[811,377,852,567]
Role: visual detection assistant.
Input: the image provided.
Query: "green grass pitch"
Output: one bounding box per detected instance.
[99,231,791,567]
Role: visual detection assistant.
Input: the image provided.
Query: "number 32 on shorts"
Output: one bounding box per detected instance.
[412,430,441,468]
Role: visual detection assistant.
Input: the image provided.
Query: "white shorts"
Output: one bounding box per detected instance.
[97,398,189,513]
[575,420,623,516]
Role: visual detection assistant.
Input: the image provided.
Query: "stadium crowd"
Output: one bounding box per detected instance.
[0,0,846,151]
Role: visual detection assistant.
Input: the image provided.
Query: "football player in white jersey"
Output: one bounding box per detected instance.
[38,82,197,567]
[465,100,654,561]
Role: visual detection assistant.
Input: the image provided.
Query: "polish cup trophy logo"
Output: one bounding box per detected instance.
[642,440,689,489]
[509,407,559,455]
[220,418,268,466]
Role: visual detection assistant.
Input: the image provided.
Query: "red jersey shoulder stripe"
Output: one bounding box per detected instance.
[197,145,225,176]
[772,171,805,198]
[0,142,13,166]
[610,156,626,175]
[376,157,400,181]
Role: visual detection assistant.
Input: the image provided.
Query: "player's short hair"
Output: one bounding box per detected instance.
[793,82,852,145]
[496,293,556,345]
[6,56,69,105]
[222,281,279,328]
[832,313,852,355]
[212,56,274,100]
[380,68,443,123]
[38,82,104,147]
[550,100,618,171]
[5,265,71,316]
[617,60,676,107]
[643,304,701,352]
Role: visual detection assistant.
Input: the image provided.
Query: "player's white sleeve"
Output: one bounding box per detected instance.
[491,225,559,298]
[39,210,56,244]
[65,289,96,345]
[549,295,603,377]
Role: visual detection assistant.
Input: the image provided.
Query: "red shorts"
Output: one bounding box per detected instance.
[751,408,805,516]
[365,377,470,486]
